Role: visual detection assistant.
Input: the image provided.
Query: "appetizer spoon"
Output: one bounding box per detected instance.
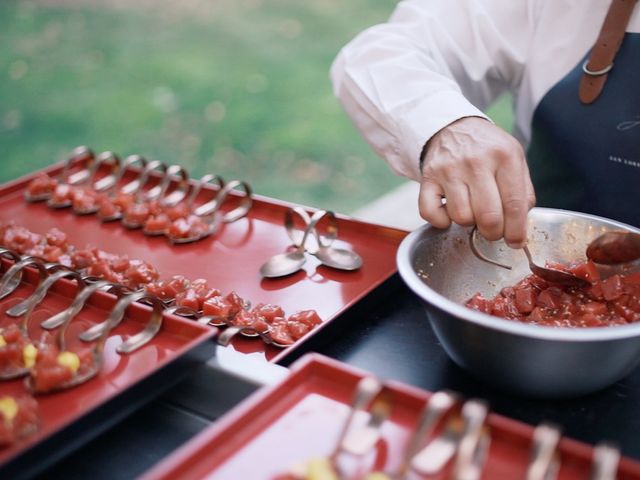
[142,172,225,236]
[525,423,561,480]
[6,267,85,318]
[0,268,83,379]
[24,146,94,203]
[78,291,165,351]
[167,179,253,244]
[586,231,640,265]
[120,161,172,228]
[0,256,48,301]
[100,159,164,222]
[40,280,120,330]
[78,153,146,217]
[214,325,291,349]
[285,207,362,271]
[259,209,324,278]
[590,442,621,480]
[451,399,490,480]
[397,390,459,479]
[330,376,383,462]
[315,241,363,271]
[470,226,590,288]
[49,150,120,210]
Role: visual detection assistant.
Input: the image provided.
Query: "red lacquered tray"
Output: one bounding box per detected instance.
[2,161,407,362]
[0,268,217,478]
[141,353,640,480]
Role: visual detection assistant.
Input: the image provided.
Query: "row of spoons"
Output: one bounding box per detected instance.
[25,146,253,245]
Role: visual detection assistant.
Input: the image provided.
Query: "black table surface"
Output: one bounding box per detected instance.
[36,274,640,478]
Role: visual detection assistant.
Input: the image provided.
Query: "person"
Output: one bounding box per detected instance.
[331,0,640,248]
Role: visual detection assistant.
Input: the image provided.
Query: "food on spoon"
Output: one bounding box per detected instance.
[0,395,40,447]
[98,192,135,219]
[0,222,324,347]
[166,215,210,240]
[466,260,640,327]
[26,174,58,199]
[29,343,93,394]
[0,325,34,374]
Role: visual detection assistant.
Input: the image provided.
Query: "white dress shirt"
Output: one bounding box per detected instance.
[331,0,640,182]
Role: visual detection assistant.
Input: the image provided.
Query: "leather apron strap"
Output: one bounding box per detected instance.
[579,0,637,104]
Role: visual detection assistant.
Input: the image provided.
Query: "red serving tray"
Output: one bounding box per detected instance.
[0,267,217,478]
[140,353,640,480]
[1,161,407,362]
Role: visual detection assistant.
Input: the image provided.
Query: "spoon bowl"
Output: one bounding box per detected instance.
[315,245,363,271]
[259,250,306,278]
[586,231,640,265]
[522,245,590,288]
[470,227,589,288]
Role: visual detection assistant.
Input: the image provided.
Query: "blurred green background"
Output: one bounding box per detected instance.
[0,0,512,215]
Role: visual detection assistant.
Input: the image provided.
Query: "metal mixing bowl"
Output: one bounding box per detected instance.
[396,207,640,398]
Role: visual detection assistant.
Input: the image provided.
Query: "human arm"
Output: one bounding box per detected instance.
[331,0,539,245]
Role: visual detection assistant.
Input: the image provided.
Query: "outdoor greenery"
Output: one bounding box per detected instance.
[0,0,512,214]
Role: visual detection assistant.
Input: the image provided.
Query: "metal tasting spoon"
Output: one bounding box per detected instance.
[259,210,324,278]
[470,226,590,288]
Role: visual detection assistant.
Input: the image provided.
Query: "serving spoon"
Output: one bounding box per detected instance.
[470,227,590,288]
[586,231,640,265]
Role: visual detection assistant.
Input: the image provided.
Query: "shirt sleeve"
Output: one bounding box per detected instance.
[330,0,536,181]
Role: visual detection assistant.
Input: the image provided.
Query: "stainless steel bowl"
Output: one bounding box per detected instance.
[397,207,640,398]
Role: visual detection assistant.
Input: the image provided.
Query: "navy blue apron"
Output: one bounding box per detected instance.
[527,33,640,227]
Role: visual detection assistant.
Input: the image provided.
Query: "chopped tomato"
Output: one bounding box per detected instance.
[144,213,171,233]
[202,296,232,319]
[0,395,40,446]
[289,310,322,327]
[466,260,640,328]
[252,303,285,323]
[570,260,601,283]
[175,288,200,311]
[600,275,625,301]
[27,174,57,197]
[514,286,536,314]
[45,228,68,248]
[287,321,311,340]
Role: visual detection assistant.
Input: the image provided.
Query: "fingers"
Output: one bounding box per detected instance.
[442,181,474,226]
[418,180,450,228]
[466,171,503,240]
[495,159,530,248]
[419,118,536,244]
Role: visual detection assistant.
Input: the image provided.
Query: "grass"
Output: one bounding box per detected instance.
[0,0,512,214]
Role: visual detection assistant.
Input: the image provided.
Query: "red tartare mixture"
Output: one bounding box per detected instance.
[0,222,322,346]
[0,395,39,447]
[466,260,640,327]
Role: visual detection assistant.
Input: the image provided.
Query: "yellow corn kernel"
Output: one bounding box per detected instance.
[0,396,18,422]
[23,344,38,369]
[306,458,339,480]
[0,335,5,347]
[364,473,391,480]
[57,351,80,374]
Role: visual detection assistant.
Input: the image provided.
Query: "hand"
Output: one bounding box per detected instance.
[419,117,536,248]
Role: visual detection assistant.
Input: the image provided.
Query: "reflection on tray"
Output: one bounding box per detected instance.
[141,354,640,480]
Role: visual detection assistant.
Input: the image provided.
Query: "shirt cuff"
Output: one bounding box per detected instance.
[395,89,490,181]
